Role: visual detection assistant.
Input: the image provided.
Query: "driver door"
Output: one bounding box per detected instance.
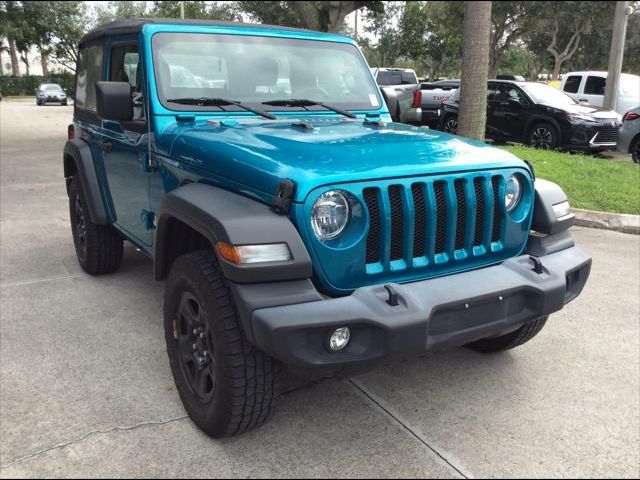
[101,39,153,247]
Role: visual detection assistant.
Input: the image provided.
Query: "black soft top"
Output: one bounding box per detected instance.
[79,18,314,46]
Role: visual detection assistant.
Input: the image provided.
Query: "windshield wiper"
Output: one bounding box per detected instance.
[261,99,357,119]
[166,97,277,120]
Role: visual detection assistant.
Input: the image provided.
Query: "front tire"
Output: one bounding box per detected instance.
[68,176,123,274]
[465,316,549,353]
[631,137,640,163]
[164,251,282,438]
[527,123,558,149]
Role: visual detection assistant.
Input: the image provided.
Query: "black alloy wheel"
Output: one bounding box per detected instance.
[444,116,458,134]
[173,291,216,403]
[528,124,556,149]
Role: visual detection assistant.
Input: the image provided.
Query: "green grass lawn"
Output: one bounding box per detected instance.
[501,145,640,215]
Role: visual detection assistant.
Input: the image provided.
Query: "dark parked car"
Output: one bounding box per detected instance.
[497,74,526,82]
[36,83,67,105]
[440,80,622,152]
[419,79,460,127]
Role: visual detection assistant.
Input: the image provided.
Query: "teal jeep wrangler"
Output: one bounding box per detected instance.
[64,19,591,437]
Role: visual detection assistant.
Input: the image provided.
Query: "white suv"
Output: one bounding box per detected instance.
[560,71,639,116]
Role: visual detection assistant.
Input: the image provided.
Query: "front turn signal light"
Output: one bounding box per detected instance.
[216,242,292,265]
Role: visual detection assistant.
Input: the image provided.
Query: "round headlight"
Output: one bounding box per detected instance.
[311,190,350,240]
[505,175,522,212]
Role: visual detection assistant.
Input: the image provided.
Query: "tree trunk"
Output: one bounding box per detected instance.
[21,51,30,76]
[39,44,49,77]
[552,57,562,80]
[9,38,20,76]
[457,1,492,140]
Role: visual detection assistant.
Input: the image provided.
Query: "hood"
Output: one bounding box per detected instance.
[542,102,620,120]
[159,117,529,202]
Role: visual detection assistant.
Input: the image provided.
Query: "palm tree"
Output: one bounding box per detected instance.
[457,1,492,140]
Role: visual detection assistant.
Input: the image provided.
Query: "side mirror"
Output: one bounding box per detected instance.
[96,81,132,121]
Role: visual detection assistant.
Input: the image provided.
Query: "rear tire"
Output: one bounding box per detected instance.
[465,316,549,353]
[443,115,458,134]
[68,176,123,275]
[164,250,282,438]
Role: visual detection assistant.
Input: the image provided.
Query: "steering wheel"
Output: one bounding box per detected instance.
[294,87,330,100]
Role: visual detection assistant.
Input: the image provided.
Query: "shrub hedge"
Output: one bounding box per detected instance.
[0,72,75,97]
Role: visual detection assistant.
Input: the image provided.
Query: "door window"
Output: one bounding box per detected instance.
[75,44,103,112]
[110,44,144,120]
[584,76,606,96]
[563,75,582,94]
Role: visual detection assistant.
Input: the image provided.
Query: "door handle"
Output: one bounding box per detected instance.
[99,141,113,152]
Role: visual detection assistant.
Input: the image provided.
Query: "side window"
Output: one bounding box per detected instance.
[487,84,499,101]
[75,44,103,112]
[563,75,582,94]
[584,76,606,96]
[400,71,417,85]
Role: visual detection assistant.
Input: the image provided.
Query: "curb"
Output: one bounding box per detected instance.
[572,208,640,235]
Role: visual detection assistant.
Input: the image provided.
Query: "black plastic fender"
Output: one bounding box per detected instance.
[531,178,575,235]
[155,183,313,283]
[63,139,110,224]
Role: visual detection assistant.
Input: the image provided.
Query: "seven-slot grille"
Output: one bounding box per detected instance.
[363,175,505,271]
[592,127,619,145]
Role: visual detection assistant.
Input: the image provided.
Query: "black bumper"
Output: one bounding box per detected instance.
[565,122,621,151]
[241,245,590,369]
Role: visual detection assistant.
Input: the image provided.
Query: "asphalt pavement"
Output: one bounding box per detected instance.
[0,98,638,478]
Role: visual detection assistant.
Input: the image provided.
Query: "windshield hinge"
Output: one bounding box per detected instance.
[364,112,385,127]
[271,179,296,214]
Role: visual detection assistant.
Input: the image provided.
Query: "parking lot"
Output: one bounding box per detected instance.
[0,98,638,478]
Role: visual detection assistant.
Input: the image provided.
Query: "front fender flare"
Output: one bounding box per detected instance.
[155,183,313,283]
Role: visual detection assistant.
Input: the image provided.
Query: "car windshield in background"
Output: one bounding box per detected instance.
[520,82,576,106]
[152,33,382,112]
[42,84,63,91]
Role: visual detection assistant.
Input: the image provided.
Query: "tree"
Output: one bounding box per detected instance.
[150,1,240,21]
[524,1,616,79]
[46,1,88,72]
[488,2,532,78]
[457,1,492,140]
[361,1,403,66]
[238,1,384,33]
[399,1,463,80]
[0,1,24,75]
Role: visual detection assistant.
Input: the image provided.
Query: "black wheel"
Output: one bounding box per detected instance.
[164,250,282,438]
[443,115,458,134]
[631,137,640,164]
[465,316,549,353]
[68,176,123,274]
[527,123,558,149]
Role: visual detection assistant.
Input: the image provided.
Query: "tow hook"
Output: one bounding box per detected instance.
[384,284,399,306]
[529,256,545,274]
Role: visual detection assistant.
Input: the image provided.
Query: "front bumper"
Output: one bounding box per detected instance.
[566,121,621,151]
[245,245,590,369]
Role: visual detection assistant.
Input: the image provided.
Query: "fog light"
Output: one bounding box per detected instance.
[328,327,350,352]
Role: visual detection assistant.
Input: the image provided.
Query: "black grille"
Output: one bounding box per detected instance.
[594,127,619,144]
[363,188,381,263]
[389,186,404,260]
[412,184,427,258]
[491,176,502,243]
[434,181,447,254]
[473,178,485,247]
[454,180,466,251]
[363,174,508,269]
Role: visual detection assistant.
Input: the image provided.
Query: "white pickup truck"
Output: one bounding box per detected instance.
[371,67,422,125]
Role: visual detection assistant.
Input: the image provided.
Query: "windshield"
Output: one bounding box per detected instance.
[152,33,382,112]
[42,84,63,91]
[519,82,576,106]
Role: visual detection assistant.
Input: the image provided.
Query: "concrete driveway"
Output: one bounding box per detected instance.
[1,99,638,478]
